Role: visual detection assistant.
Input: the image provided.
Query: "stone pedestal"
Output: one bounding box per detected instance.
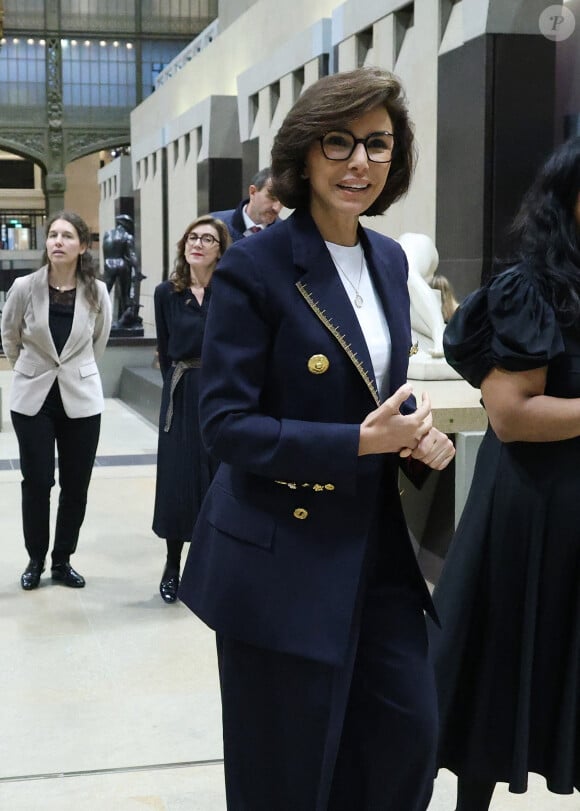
[454,430,485,527]
[408,347,462,382]
[401,378,487,579]
[426,378,487,434]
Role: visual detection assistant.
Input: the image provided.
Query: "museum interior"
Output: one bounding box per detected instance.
[0,0,579,808]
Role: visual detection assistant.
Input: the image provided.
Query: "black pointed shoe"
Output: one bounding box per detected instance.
[51,563,86,588]
[21,559,45,590]
[159,566,180,603]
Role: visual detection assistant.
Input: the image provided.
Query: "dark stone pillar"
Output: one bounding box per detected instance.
[436,34,556,298]
[242,137,259,191]
[115,197,135,221]
[43,172,66,216]
[197,157,243,214]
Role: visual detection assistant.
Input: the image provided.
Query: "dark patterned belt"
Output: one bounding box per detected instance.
[164,358,202,432]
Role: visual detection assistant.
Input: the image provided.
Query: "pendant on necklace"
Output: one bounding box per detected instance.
[354,293,364,308]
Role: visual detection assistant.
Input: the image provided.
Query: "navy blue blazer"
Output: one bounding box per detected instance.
[179,209,434,666]
[211,199,248,242]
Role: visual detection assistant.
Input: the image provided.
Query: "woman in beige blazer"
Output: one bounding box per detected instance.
[1,210,112,590]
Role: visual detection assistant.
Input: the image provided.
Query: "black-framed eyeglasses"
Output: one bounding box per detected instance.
[319,130,394,163]
[186,231,219,246]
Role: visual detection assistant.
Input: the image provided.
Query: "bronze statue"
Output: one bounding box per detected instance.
[102,215,145,330]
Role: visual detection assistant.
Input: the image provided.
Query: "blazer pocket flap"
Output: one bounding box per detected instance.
[207,487,274,549]
[79,361,98,378]
[13,358,37,377]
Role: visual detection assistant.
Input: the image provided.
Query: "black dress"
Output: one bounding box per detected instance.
[152,280,216,541]
[430,265,580,795]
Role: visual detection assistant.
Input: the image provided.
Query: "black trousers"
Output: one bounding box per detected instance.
[218,581,438,811]
[11,391,101,565]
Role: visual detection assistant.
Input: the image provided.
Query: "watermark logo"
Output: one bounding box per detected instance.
[539,5,576,41]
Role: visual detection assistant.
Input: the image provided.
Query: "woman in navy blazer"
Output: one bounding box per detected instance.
[1,211,111,591]
[179,67,455,810]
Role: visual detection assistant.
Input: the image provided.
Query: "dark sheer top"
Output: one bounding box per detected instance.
[443,266,566,389]
[45,285,76,411]
[48,285,76,355]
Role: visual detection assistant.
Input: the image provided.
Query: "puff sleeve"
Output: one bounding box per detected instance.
[443,267,565,388]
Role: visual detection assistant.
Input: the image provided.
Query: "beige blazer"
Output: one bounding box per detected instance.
[1,266,112,417]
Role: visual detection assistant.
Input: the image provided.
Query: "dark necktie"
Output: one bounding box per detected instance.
[249,225,261,233]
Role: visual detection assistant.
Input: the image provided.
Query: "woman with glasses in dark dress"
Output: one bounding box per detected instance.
[178,68,455,810]
[152,215,231,602]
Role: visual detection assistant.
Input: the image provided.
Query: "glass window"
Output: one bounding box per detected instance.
[3,1,47,32]
[141,0,218,34]
[141,40,189,98]
[0,40,46,106]
[58,0,136,33]
[61,38,137,108]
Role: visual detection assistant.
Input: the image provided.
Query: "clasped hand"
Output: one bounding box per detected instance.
[359,383,455,470]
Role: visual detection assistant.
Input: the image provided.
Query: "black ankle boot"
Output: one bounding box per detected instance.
[21,559,45,590]
[51,562,86,588]
[159,565,180,603]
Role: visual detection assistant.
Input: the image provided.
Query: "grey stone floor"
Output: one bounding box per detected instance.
[0,370,576,809]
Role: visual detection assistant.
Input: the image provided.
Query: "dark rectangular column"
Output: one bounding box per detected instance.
[436,34,555,297]
[242,137,259,191]
[197,157,243,214]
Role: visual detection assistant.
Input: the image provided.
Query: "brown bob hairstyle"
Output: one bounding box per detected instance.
[170,215,232,293]
[271,67,415,216]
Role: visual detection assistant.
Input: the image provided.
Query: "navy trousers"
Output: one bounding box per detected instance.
[218,580,438,811]
[11,388,101,564]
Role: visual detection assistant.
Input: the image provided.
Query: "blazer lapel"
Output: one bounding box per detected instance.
[289,212,380,407]
[60,278,90,361]
[31,267,59,362]
[360,229,410,400]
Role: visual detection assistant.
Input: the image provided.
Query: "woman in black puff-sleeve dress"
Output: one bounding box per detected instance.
[153,215,231,603]
[430,137,580,809]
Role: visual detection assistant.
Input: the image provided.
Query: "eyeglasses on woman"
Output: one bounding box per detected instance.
[187,232,218,246]
[319,130,394,163]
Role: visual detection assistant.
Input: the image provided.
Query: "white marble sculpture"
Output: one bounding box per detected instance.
[397,232,461,381]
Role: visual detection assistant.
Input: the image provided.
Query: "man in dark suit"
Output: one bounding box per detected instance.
[211,166,282,241]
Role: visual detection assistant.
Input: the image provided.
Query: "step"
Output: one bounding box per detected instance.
[118,365,162,427]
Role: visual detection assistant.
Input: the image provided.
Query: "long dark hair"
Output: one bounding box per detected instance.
[271,67,415,215]
[511,136,580,325]
[43,210,100,311]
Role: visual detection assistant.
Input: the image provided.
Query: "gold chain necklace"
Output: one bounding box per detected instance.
[331,247,365,308]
